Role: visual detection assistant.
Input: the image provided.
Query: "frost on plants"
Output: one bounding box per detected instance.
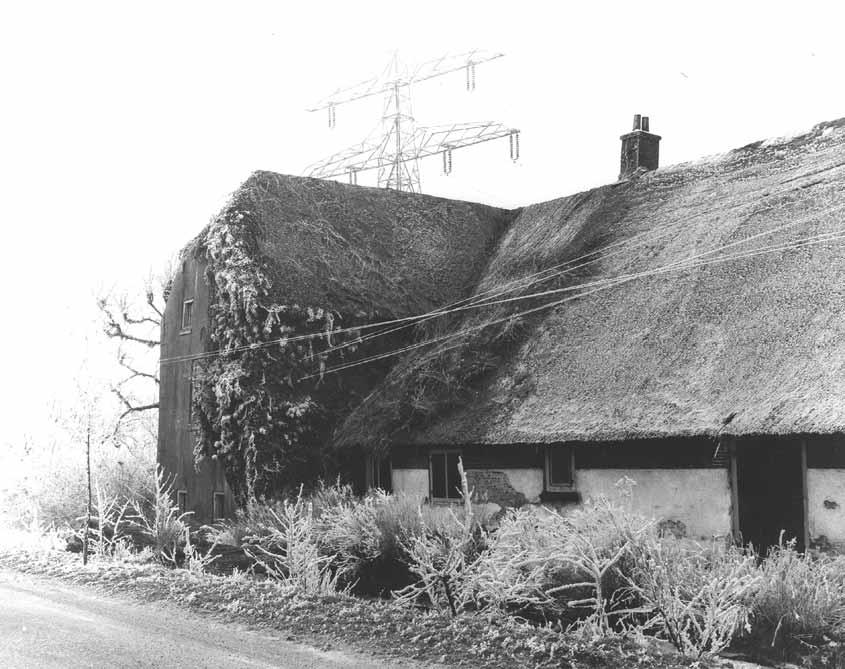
[627,537,759,658]
[242,486,345,595]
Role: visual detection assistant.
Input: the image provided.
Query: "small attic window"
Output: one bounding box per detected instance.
[181,299,194,333]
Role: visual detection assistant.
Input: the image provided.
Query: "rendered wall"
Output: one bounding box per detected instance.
[391,464,731,539]
[807,469,845,549]
[576,469,732,539]
[392,468,429,501]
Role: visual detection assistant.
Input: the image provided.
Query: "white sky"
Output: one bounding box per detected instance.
[1,0,844,443]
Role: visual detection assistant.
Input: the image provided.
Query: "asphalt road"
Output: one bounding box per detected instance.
[0,570,416,669]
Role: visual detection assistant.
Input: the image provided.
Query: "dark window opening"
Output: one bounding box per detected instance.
[430,451,461,500]
[181,299,194,332]
[545,446,574,490]
[176,490,187,515]
[368,455,392,492]
[212,492,225,521]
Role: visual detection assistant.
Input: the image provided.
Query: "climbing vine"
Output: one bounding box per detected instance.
[191,203,402,504]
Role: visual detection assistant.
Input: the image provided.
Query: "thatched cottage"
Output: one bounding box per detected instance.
[160,115,845,552]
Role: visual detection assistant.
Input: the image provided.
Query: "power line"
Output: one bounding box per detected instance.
[300,226,845,381]
[159,184,845,367]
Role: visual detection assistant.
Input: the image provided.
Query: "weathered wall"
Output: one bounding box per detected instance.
[576,469,732,538]
[158,256,232,523]
[389,459,730,539]
[466,468,543,506]
[391,468,428,501]
[807,469,845,549]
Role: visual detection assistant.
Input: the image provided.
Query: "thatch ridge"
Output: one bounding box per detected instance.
[191,172,514,321]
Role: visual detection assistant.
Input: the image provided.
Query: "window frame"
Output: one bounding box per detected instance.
[366,454,393,492]
[544,445,575,492]
[212,491,226,521]
[180,299,194,334]
[176,490,188,515]
[429,449,463,502]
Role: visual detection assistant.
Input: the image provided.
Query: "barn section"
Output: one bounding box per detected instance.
[344,117,845,547]
[158,172,512,522]
[158,253,231,523]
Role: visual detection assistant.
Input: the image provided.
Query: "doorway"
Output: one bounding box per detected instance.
[736,438,805,553]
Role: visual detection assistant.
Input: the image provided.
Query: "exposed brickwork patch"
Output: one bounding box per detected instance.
[657,519,687,539]
[466,470,528,508]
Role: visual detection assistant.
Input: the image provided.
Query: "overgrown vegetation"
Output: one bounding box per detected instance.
[0,420,156,532]
[7,467,845,666]
[206,476,845,664]
[746,538,845,656]
[191,200,406,503]
[627,536,760,658]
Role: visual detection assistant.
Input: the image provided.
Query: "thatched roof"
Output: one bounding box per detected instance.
[200,171,512,319]
[342,117,845,445]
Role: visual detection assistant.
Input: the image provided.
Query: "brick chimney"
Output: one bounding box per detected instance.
[619,114,661,180]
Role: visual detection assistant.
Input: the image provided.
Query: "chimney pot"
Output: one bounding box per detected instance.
[619,114,661,180]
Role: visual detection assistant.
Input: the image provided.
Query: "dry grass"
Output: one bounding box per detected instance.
[748,539,845,651]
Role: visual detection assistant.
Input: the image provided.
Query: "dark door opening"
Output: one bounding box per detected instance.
[736,438,805,553]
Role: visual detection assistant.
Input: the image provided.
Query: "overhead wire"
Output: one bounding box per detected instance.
[299,224,845,381]
[159,179,845,367]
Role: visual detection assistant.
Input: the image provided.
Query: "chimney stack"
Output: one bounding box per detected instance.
[619,114,661,180]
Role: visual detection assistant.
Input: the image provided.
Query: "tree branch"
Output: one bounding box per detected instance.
[122,312,161,327]
[146,289,164,320]
[112,386,159,422]
[98,296,161,347]
[117,353,160,385]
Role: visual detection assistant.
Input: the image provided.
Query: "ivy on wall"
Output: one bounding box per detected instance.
[190,205,399,504]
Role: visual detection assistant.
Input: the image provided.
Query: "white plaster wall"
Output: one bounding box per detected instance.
[576,469,732,539]
[807,469,845,546]
[392,468,429,502]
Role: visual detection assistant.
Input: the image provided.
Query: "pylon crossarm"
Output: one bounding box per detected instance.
[414,122,518,157]
[303,137,387,178]
[305,50,503,113]
[403,50,503,88]
[304,122,518,180]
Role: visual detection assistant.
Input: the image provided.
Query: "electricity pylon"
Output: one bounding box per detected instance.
[304,50,520,193]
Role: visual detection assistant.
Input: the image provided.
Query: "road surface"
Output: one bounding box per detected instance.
[0,569,420,668]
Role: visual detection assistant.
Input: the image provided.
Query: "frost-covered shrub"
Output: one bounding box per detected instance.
[394,460,488,615]
[626,537,759,658]
[748,540,845,651]
[461,479,654,627]
[242,486,343,595]
[130,467,193,565]
[314,483,482,596]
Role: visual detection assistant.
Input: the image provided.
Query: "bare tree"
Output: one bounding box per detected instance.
[97,265,173,433]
